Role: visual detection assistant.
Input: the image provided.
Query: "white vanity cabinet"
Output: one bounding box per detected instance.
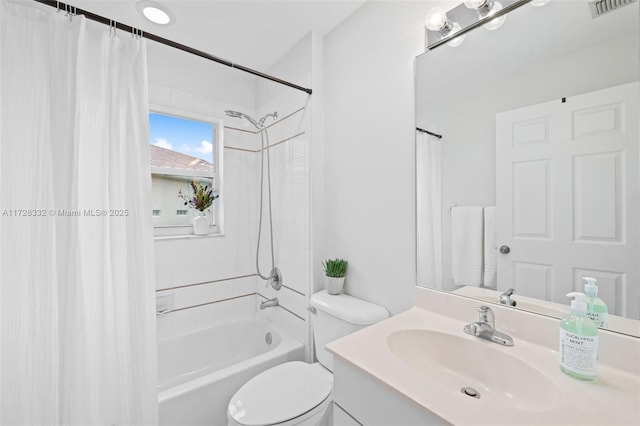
[332,357,448,426]
[332,402,360,426]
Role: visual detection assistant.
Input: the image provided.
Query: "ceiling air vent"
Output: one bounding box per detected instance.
[589,0,637,18]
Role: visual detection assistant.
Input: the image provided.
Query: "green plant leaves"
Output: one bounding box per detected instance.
[322,258,348,278]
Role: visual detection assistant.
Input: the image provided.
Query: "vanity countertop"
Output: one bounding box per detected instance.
[326,288,640,426]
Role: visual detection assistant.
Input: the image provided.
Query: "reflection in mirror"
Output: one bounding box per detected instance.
[415,0,639,336]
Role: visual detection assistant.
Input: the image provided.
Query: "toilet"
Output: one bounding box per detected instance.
[227,290,389,426]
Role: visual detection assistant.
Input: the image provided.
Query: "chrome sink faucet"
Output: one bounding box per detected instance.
[464,305,514,346]
[260,297,279,310]
[498,288,517,307]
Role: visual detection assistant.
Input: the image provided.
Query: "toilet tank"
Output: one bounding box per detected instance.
[309,290,389,372]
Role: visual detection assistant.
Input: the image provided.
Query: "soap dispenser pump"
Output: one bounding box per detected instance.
[583,276,608,328]
[559,292,598,381]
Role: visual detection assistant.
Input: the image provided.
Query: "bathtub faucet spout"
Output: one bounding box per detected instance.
[260,297,279,310]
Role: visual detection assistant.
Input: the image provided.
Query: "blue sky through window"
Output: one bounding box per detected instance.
[149,112,214,163]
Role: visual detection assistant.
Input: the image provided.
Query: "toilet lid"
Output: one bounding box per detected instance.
[228,361,332,426]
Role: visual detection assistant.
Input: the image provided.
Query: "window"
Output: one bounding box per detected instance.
[149,106,223,237]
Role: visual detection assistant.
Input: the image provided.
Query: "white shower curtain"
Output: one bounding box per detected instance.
[416,131,443,288]
[0,2,158,424]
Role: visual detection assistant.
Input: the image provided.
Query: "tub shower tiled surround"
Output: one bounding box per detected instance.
[252,34,313,350]
[156,276,257,339]
[151,82,262,340]
[254,107,311,345]
[152,77,311,346]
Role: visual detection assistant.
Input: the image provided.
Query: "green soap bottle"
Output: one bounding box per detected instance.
[559,292,599,381]
[583,276,608,328]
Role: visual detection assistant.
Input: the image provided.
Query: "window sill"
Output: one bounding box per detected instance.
[153,225,223,241]
[153,232,224,241]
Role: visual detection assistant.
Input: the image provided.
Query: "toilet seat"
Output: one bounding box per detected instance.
[228,361,332,426]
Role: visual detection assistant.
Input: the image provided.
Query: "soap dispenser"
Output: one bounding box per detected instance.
[559,292,598,381]
[583,276,608,328]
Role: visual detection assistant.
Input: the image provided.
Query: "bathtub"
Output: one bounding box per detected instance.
[158,318,305,426]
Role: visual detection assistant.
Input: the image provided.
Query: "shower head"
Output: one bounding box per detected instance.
[225,110,259,128]
[224,110,243,118]
[258,112,278,127]
[225,110,278,129]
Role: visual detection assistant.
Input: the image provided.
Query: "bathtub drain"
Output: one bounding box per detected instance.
[265,332,273,345]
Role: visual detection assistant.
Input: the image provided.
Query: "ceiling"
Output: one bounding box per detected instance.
[64,0,366,71]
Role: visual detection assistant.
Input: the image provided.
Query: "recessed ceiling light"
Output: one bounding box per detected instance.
[136,1,174,25]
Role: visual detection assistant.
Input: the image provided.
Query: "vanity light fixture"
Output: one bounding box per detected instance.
[464,0,507,30]
[425,0,532,51]
[425,7,466,47]
[136,1,175,25]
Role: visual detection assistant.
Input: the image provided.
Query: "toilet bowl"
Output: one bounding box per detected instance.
[227,290,388,426]
[227,362,332,426]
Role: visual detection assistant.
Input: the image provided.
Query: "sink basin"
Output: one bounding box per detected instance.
[387,330,560,412]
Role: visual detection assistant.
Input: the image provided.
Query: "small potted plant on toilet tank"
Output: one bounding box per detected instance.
[322,258,348,295]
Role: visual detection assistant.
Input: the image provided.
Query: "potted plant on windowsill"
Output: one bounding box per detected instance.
[322,258,348,295]
[178,181,219,235]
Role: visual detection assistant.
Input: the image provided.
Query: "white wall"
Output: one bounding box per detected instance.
[322,1,449,315]
[147,42,256,109]
[310,32,325,296]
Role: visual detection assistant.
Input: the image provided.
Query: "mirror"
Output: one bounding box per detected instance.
[416,0,639,336]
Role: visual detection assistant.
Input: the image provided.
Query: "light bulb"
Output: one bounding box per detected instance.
[425,7,449,31]
[530,0,551,6]
[482,1,506,30]
[464,0,488,9]
[446,23,466,47]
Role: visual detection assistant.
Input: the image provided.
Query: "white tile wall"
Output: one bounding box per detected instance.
[150,80,261,339]
[157,276,256,310]
[255,293,308,344]
[157,294,257,339]
[150,34,313,356]
[254,34,314,359]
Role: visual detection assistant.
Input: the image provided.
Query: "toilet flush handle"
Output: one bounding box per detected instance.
[307,306,317,315]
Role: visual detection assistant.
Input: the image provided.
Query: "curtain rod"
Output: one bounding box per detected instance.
[32,0,313,95]
[416,127,443,139]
